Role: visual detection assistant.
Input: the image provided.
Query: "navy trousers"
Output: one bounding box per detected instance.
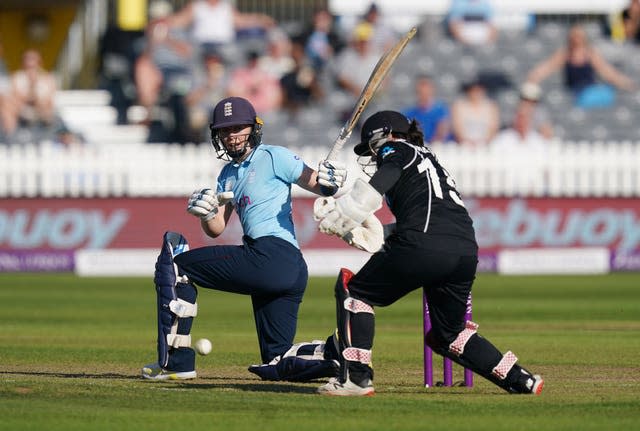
[174,235,308,363]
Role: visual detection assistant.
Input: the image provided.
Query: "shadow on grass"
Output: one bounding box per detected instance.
[1,370,141,380]
[1,371,318,394]
[179,381,317,394]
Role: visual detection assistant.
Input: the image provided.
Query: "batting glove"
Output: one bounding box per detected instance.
[318,159,347,196]
[187,189,234,221]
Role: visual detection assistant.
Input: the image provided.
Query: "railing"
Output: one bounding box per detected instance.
[1,140,638,198]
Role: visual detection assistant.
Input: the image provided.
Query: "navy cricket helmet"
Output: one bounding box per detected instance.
[210,97,263,160]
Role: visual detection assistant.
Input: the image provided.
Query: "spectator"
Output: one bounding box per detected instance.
[622,0,640,43]
[258,28,295,80]
[0,41,13,139]
[302,8,345,72]
[491,102,549,153]
[333,23,382,122]
[135,0,196,142]
[166,0,275,63]
[280,40,324,121]
[447,0,498,46]
[98,13,146,125]
[358,3,397,53]
[184,48,229,142]
[226,50,282,114]
[491,103,548,191]
[526,24,636,110]
[7,49,59,135]
[451,79,500,146]
[402,75,452,143]
[517,82,554,139]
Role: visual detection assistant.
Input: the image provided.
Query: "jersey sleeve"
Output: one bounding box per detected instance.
[267,146,305,184]
[215,165,226,193]
[368,142,412,195]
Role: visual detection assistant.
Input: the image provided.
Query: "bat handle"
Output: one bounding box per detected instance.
[327,128,351,160]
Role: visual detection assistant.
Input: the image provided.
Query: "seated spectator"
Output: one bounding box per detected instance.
[491,103,549,153]
[333,23,382,122]
[135,0,196,142]
[258,28,295,80]
[8,49,58,132]
[184,48,229,142]
[302,7,345,72]
[622,0,640,43]
[491,103,549,192]
[526,24,636,110]
[447,0,498,46]
[167,0,275,62]
[0,41,13,138]
[402,75,451,143]
[98,21,146,124]
[517,82,554,139]
[358,3,397,53]
[280,40,324,121]
[451,79,500,147]
[226,50,282,114]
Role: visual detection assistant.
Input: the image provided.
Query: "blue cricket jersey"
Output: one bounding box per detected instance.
[216,144,304,248]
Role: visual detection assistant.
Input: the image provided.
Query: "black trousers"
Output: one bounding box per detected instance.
[348,241,477,345]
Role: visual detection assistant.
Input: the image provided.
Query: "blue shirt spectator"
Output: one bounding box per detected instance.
[403,75,451,143]
[447,0,497,46]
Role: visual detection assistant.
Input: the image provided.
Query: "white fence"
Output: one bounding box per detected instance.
[0,140,638,198]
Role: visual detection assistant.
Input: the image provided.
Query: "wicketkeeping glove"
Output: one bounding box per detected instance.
[342,214,384,253]
[317,159,347,196]
[186,189,234,221]
[313,196,383,253]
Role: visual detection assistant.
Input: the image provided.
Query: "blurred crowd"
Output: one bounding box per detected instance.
[1,0,639,148]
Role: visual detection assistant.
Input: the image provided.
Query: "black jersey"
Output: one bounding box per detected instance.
[369,140,478,254]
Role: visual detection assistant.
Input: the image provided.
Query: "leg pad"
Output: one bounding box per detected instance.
[343,347,372,364]
[344,297,375,314]
[449,321,479,356]
[492,351,518,380]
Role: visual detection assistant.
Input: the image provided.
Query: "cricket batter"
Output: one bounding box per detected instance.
[314,110,544,396]
[142,97,345,381]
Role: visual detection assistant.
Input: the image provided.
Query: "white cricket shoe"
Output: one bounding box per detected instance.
[141,362,197,381]
[317,377,375,396]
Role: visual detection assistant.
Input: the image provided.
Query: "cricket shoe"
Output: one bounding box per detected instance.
[530,374,544,395]
[317,377,375,396]
[141,362,197,381]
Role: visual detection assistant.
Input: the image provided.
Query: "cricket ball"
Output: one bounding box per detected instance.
[195,338,212,355]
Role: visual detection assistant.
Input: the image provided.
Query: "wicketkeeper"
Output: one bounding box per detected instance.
[313,110,544,396]
[142,97,346,381]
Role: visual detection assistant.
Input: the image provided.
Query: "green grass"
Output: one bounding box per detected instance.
[1,273,639,431]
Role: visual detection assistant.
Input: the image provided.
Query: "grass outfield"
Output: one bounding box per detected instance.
[1,273,639,431]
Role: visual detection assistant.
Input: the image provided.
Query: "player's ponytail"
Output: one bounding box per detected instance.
[406,119,425,147]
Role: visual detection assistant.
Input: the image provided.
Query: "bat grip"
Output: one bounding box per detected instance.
[327,128,351,160]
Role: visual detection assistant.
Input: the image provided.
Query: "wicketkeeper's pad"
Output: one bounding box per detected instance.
[248,339,339,382]
[155,232,198,368]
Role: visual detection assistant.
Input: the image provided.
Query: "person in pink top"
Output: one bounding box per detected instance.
[226,51,282,114]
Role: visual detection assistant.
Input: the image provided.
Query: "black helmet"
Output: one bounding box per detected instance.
[354,110,411,156]
[209,97,263,160]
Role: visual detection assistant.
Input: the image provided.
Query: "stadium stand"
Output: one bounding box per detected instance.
[1,1,639,198]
